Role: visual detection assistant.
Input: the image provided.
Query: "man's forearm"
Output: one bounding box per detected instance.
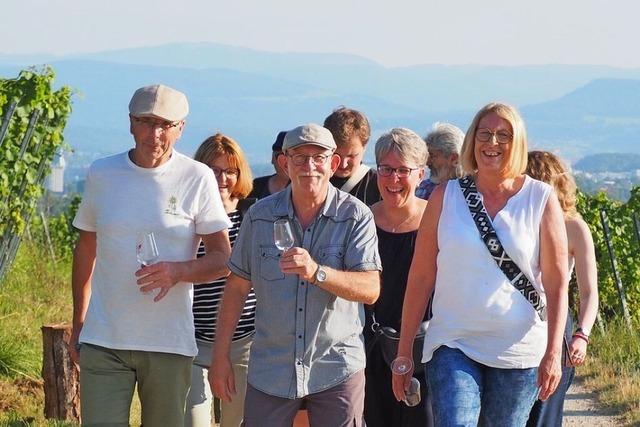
[314,268,380,304]
[173,251,230,284]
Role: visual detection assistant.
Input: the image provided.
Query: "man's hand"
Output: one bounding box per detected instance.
[209,354,237,403]
[537,350,562,401]
[68,325,82,365]
[279,247,317,282]
[135,261,181,302]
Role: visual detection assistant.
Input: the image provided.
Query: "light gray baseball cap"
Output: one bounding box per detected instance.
[283,123,337,152]
[128,84,189,121]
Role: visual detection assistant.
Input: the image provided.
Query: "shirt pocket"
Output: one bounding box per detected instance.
[318,245,345,270]
[259,246,285,281]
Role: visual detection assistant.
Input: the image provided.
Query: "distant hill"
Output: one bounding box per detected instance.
[522,79,640,159]
[2,43,640,163]
[574,153,640,173]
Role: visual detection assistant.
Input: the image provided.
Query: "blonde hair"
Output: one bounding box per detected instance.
[526,150,579,218]
[460,102,528,178]
[193,133,253,199]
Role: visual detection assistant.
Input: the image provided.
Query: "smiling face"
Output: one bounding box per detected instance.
[376,150,424,208]
[334,136,365,178]
[473,111,513,176]
[129,115,184,167]
[278,144,339,200]
[209,154,238,203]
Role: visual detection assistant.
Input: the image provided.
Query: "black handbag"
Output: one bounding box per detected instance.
[367,312,428,375]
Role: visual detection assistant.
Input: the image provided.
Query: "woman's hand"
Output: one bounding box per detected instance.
[569,337,588,366]
[537,350,562,401]
[391,362,414,402]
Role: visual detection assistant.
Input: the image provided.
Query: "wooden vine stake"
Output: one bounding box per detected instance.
[41,323,80,421]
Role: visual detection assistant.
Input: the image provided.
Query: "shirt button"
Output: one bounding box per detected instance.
[298,335,302,339]
[298,308,303,312]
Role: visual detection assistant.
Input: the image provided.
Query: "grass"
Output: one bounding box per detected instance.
[0,240,72,425]
[579,317,640,426]
[1,239,639,426]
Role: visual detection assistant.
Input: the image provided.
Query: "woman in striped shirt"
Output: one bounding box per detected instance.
[186,133,257,427]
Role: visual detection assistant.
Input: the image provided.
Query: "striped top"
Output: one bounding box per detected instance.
[193,209,257,342]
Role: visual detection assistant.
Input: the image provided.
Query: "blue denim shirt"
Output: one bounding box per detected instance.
[228,184,381,399]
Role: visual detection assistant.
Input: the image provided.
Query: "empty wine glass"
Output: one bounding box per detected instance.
[136,231,159,267]
[273,219,294,251]
[390,356,413,376]
[391,356,421,406]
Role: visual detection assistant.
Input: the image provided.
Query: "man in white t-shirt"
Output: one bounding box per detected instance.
[69,84,232,426]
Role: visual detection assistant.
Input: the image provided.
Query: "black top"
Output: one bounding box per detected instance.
[373,227,426,331]
[249,175,273,200]
[330,168,381,207]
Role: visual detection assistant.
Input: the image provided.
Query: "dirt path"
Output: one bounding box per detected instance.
[563,378,623,426]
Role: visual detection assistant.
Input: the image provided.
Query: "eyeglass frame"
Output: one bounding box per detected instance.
[210,166,240,178]
[132,116,182,132]
[475,128,513,144]
[376,164,419,178]
[286,152,332,166]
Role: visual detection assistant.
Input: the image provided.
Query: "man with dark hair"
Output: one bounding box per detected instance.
[324,107,380,206]
[249,131,290,199]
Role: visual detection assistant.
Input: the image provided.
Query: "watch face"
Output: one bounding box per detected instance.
[316,267,327,283]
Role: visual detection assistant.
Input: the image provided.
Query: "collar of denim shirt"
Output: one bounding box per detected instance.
[271,183,341,221]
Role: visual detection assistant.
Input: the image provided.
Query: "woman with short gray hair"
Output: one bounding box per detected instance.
[365,128,433,427]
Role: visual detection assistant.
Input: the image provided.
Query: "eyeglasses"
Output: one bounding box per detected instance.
[211,167,239,178]
[133,117,181,132]
[287,153,331,166]
[475,128,513,144]
[377,165,418,178]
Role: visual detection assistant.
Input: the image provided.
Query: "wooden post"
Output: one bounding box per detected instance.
[41,323,80,422]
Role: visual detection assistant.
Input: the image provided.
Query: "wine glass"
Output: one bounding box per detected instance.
[390,356,413,376]
[273,219,294,251]
[136,232,159,267]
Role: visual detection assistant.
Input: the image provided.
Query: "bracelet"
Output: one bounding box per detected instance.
[572,332,590,344]
[575,327,590,337]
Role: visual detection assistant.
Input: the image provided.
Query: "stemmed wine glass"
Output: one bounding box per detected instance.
[136,231,159,267]
[273,219,294,252]
[391,356,421,407]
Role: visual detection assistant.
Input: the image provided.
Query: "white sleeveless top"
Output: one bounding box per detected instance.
[422,176,552,368]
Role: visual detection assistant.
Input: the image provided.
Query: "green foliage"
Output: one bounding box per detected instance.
[578,186,640,320]
[30,195,81,261]
[0,67,73,237]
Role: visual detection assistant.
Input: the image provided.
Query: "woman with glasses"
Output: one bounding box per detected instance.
[364,128,433,427]
[393,103,568,426]
[525,151,599,427]
[186,133,257,427]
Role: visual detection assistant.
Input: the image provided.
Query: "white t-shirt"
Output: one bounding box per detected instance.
[73,150,231,356]
[423,176,552,368]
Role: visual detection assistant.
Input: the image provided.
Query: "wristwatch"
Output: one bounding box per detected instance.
[313,265,327,285]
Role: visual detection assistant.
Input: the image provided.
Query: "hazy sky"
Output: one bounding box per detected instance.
[2,0,638,67]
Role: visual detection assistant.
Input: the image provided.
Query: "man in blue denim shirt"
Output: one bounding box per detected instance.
[210,123,381,427]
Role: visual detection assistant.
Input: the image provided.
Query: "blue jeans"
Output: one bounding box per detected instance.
[426,346,539,427]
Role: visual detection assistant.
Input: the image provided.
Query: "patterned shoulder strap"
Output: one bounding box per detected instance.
[458,176,547,321]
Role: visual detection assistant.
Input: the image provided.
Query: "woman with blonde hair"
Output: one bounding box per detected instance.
[186,133,256,427]
[393,102,569,426]
[526,150,599,427]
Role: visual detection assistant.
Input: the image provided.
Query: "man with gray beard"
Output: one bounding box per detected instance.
[415,122,464,200]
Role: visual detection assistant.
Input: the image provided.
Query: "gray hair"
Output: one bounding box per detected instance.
[375,127,428,167]
[424,122,464,156]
